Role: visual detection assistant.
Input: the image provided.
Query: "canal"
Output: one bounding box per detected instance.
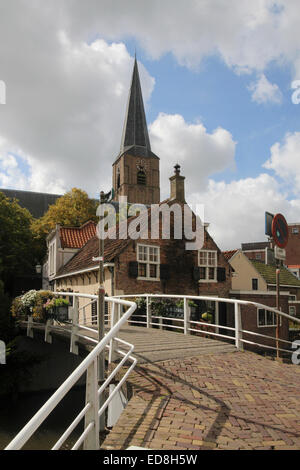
[0,387,85,450]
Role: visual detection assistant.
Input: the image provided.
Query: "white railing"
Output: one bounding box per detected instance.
[113,293,300,355]
[5,293,137,450]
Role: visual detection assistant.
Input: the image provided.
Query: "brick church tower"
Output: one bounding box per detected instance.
[112,57,160,205]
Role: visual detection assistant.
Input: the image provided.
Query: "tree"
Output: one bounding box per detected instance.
[0,192,38,294]
[31,188,98,240]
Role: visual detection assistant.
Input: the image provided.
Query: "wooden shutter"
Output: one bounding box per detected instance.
[160,264,169,280]
[193,266,200,281]
[217,267,226,282]
[128,261,138,278]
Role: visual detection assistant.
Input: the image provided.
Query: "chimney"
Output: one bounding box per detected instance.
[169,164,186,202]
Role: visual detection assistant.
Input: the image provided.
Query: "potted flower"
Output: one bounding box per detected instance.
[44,297,69,321]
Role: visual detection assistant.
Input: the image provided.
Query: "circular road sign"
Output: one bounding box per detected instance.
[271,213,289,248]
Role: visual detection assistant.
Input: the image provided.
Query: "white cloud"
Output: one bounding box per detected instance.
[57,0,300,76]
[190,173,300,250]
[0,34,154,196]
[264,132,300,194]
[149,113,236,197]
[248,74,282,104]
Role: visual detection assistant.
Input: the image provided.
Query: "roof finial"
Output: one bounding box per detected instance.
[174,163,181,175]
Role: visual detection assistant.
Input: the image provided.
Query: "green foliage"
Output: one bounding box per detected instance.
[150,298,175,316]
[175,299,197,309]
[0,192,38,290]
[31,188,98,240]
[44,297,69,310]
[201,312,213,323]
[0,280,14,343]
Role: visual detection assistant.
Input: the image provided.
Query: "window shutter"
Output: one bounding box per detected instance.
[160,264,169,280]
[129,261,138,278]
[217,267,226,282]
[193,266,200,281]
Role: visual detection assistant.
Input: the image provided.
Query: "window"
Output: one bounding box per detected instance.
[255,253,261,260]
[198,250,217,282]
[252,278,258,290]
[289,306,296,317]
[137,168,146,185]
[117,168,120,189]
[292,227,299,234]
[49,242,55,276]
[257,308,281,327]
[137,245,160,280]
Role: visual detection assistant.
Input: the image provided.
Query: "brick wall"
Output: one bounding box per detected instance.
[115,228,232,297]
[286,224,300,265]
[230,292,290,353]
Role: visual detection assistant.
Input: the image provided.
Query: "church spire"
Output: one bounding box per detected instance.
[119,57,152,156]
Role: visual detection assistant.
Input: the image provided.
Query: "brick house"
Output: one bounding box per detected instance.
[54,167,233,325]
[224,249,300,350]
[46,57,233,329]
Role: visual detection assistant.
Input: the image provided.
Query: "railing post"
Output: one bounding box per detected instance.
[27,315,34,338]
[146,296,151,328]
[234,302,243,350]
[83,359,99,450]
[70,297,79,355]
[44,318,53,344]
[109,302,118,363]
[83,306,86,325]
[184,297,190,335]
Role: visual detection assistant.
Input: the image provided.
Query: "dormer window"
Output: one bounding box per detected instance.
[137,166,146,185]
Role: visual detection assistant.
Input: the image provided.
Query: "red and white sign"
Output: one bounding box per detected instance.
[271,213,289,248]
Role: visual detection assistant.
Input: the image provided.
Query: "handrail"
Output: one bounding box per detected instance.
[114,292,300,356]
[5,293,137,451]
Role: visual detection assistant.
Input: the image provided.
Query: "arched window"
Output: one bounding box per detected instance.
[137,167,146,185]
[117,168,120,189]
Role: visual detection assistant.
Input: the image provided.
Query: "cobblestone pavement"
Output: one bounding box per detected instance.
[102,351,300,450]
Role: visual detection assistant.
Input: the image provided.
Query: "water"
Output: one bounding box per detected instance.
[0,387,85,450]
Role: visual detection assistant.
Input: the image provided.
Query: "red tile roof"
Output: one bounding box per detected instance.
[56,236,131,277]
[60,221,96,249]
[222,250,238,261]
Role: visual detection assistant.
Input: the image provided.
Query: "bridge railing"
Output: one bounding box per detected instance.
[5,293,137,450]
[113,294,300,356]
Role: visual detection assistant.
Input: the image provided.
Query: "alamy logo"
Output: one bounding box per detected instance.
[0,80,6,104]
[0,340,6,364]
[97,196,205,251]
[291,80,300,104]
[292,340,300,365]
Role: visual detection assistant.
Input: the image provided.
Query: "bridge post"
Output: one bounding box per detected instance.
[83,358,100,450]
[184,297,190,335]
[146,296,151,329]
[234,302,243,350]
[44,319,53,344]
[27,315,34,338]
[70,297,79,355]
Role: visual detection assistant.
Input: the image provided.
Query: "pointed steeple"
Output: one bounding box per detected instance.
[118,57,158,159]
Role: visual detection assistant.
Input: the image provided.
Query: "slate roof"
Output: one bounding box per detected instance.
[0,188,62,218]
[60,221,97,249]
[116,57,158,161]
[250,260,300,287]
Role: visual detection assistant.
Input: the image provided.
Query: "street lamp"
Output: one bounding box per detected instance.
[35,264,42,275]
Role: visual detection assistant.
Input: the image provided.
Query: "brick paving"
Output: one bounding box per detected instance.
[102,351,300,450]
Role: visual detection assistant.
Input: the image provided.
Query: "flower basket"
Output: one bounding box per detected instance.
[44,298,69,322]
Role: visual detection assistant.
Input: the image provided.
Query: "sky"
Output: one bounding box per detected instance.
[0,1,300,250]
